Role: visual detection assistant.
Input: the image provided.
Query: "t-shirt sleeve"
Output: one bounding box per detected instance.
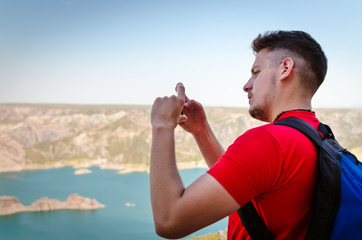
[207,126,284,207]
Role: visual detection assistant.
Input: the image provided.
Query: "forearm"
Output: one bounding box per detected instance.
[150,125,185,229]
[194,123,225,168]
[150,126,237,239]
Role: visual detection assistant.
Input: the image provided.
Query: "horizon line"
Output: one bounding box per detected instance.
[0,102,361,110]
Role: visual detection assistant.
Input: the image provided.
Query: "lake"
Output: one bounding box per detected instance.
[0,167,227,240]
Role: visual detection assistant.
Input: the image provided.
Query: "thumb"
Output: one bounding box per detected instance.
[178,114,188,123]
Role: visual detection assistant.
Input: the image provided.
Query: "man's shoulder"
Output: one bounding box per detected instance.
[239,121,308,145]
[243,123,285,137]
[234,124,281,147]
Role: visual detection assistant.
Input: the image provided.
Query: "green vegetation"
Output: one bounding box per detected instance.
[188,233,219,240]
[187,230,227,240]
[25,148,48,163]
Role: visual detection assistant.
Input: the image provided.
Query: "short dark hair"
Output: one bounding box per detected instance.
[252,30,327,93]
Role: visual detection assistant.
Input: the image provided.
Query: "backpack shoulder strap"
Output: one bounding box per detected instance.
[274,117,324,146]
[237,201,273,240]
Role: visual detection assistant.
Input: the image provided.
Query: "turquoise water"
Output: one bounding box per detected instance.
[0,167,227,240]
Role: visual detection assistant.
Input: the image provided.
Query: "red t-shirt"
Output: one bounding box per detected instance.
[207,111,320,240]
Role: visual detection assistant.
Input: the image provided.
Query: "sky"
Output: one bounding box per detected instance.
[0,0,361,108]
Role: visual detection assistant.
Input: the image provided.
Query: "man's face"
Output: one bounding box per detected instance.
[243,49,278,122]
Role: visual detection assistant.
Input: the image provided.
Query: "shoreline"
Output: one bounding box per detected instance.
[2,146,361,175]
[3,147,362,174]
[0,161,209,175]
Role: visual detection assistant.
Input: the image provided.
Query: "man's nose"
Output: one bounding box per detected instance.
[243,78,253,92]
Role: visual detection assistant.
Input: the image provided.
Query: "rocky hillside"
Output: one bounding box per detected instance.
[0,104,361,173]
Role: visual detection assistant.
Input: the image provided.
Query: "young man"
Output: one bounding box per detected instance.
[150,31,328,239]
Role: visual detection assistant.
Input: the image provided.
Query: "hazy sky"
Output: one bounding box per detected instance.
[1,0,361,108]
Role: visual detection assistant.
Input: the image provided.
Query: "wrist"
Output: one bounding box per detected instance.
[192,123,211,139]
[152,123,176,133]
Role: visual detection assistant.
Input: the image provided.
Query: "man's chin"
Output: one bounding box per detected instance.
[249,107,269,122]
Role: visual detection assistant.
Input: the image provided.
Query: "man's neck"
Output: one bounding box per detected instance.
[273,108,314,122]
[271,102,312,123]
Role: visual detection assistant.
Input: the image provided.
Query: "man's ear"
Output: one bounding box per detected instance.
[279,57,294,81]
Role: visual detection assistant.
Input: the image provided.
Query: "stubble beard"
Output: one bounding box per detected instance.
[249,102,269,122]
[248,76,276,122]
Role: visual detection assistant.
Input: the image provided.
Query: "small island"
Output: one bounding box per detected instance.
[0,193,105,216]
[74,168,92,175]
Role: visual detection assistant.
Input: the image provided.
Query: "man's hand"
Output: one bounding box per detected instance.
[151,83,187,129]
[179,97,208,137]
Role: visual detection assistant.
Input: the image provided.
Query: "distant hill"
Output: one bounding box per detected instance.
[0,104,361,173]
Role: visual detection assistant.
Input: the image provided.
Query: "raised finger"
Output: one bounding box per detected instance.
[175,82,185,100]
